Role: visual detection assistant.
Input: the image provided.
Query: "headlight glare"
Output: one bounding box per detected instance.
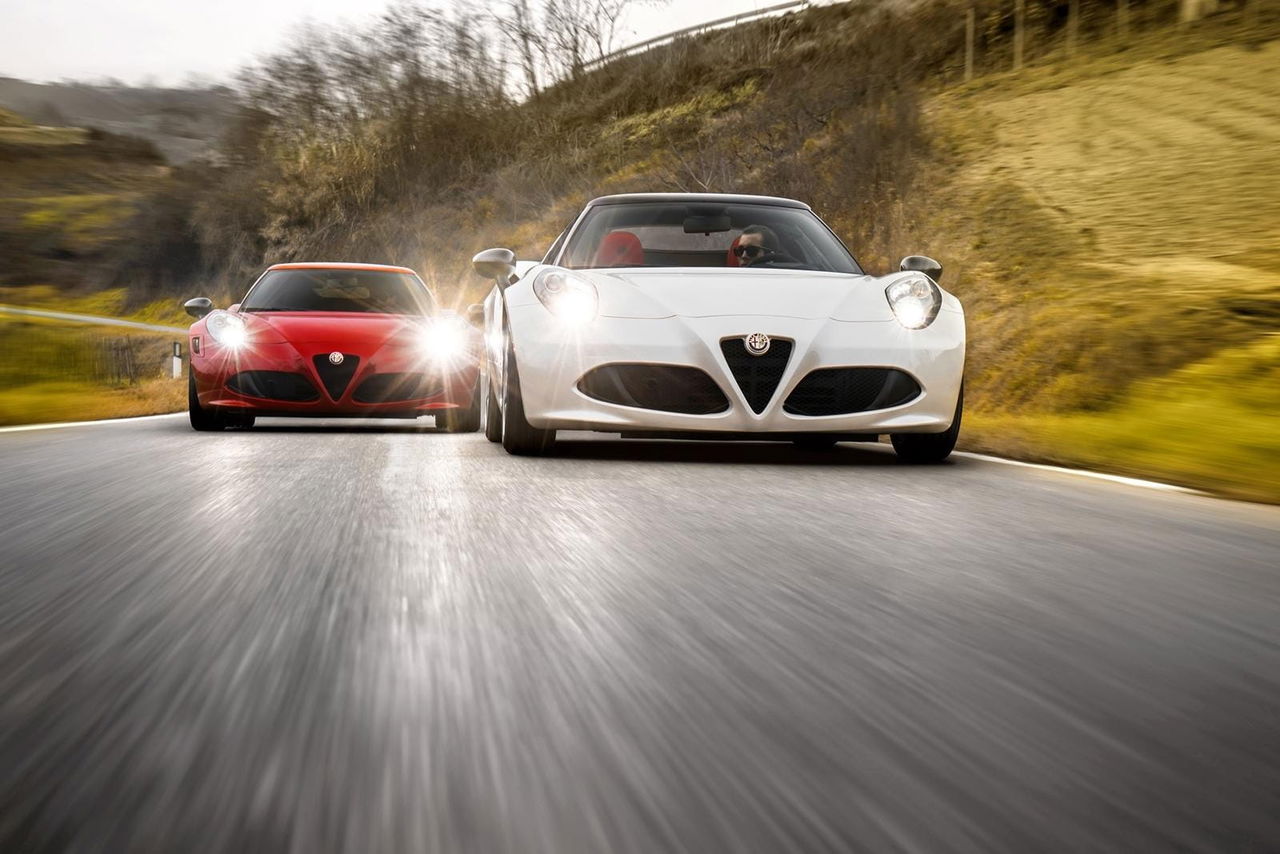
[418,319,469,364]
[205,311,248,348]
[534,270,598,325]
[885,274,941,330]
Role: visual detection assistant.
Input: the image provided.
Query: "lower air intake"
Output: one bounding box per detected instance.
[783,368,922,416]
[720,337,793,414]
[577,364,729,415]
[226,371,320,402]
[353,373,442,404]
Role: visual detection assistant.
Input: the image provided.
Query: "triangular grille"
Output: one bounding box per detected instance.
[720,337,792,414]
[312,354,360,401]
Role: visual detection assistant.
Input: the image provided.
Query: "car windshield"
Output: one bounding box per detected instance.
[559,202,862,274]
[241,269,435,315]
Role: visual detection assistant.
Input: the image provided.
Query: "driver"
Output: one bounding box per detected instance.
[733,225,784,266]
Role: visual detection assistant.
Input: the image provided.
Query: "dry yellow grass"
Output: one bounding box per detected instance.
[915,37,1280,500]
[0,377,185,426]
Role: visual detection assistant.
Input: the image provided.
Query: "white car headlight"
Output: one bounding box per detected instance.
[205,311,248,348]
[534,270,598,325]
[418,319,469,364]
[885,274,941,330]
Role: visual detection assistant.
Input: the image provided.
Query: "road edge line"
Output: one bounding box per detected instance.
[0,412,185,434]
[953,450,1203,495]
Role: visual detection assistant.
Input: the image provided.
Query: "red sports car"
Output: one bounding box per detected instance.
[184,262,481,431]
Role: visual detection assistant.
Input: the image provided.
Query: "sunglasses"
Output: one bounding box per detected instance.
[733,244,768,259]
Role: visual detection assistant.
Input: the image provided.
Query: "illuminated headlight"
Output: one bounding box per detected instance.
[534,270,598,325]
[419,320,469,364]
[885,274,941,330]
[205,311,248,348]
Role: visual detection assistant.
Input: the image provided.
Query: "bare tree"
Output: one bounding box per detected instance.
[494,0,545,97]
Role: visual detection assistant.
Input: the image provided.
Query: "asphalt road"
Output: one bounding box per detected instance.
[2,415,1278,853]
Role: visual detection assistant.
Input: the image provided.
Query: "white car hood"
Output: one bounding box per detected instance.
[589,268,896,322]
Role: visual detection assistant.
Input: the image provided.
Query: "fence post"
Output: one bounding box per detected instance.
[1014,0,1026,70]
[172,342,183,379]
[965,7,976,82]
[1068,0,1080,56]
[124,338,137,386]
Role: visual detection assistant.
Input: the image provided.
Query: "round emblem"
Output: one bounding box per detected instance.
[328,351,344,365]
[744,332,771,356]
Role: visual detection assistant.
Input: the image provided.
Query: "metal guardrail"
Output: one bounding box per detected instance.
[0,304,186,334]
[581,1,810,71]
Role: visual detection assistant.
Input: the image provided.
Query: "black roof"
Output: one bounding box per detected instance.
[587,192,811,210]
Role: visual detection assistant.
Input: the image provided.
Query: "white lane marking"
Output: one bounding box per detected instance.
[953,450,1201,495]
[0,412,184,434]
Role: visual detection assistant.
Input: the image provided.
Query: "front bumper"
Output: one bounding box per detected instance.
[191,338,479,417]
[509,306,965,434]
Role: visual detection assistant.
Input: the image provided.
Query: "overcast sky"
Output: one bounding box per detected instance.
[0,0,795,86]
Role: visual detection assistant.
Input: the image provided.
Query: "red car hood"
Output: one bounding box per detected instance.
[245,311,419,347]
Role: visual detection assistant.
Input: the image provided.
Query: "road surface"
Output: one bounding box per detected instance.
[1,415,1278,853]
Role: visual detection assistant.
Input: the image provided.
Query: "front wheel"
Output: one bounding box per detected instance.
[891,384,962,464]
[189,368,228,431]
[438,374,482,433]
[501,335,555,456]
[483,367,502,443]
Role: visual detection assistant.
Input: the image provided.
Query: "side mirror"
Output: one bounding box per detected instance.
[465,303,485,326]
[472,248,517,286]
[228,303,242,313]
[899,255,943,282]
[184,297,213,319]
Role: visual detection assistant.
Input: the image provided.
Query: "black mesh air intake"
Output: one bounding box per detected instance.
[312,354,360,401]
[352,373,442,404]
[719,337,793,414]
[783,368,922,416]
[577,364,729,415]
[226,371,320,402]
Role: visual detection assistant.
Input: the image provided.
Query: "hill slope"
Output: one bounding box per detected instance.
[909,38,1280,499]
[0,77,236,164]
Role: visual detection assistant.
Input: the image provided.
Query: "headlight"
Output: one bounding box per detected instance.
[534,270,598,325]
[885,274,941,330]
[418,319,469,364]
[205,311,248,348]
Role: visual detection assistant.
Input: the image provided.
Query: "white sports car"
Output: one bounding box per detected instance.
[473,193,965,461]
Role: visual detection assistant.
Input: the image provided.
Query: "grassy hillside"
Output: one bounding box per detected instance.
[907,35,1280,500]
[0,77,236,164]
[0,315,185,426]
[0,103,167,290]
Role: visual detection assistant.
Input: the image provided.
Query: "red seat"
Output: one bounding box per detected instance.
[726,236,743,267]
[594,231,645,267]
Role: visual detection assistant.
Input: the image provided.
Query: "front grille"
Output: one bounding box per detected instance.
[352,372,442,404]
[577,364,729,415]
[312,354,360,401]
[226,371,320,402]
[783,368,922,416]
[720,337,793,414]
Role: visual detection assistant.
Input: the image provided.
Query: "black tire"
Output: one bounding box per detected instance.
[793,435,839,451]
[189,368,227,431]
[439,374,482,433]
[189,369,254,431]
[891,384,963,464]
[501,334,555,456]
[483,367,502,443]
